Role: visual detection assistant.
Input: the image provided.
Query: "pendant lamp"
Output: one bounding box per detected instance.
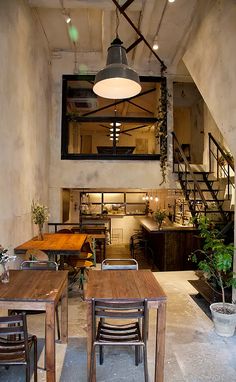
[93,37,141,99]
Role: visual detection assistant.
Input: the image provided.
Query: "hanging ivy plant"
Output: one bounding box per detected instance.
[156,71,169,185]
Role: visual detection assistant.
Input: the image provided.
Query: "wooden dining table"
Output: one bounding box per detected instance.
[14,233,87,268]
[84,269,167,382]
[0,269,68,382]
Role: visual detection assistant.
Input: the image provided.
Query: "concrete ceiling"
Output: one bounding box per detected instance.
[28,0,197,77]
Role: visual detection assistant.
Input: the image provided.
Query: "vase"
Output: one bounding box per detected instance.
[0,263,9,283]
[38,224,44,240]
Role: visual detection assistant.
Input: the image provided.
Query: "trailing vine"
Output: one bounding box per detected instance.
[156,71,168,185]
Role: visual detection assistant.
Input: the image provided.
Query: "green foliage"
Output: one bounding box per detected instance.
[154,208,167,224]
[191,216,236,308]
[31,201,49,226]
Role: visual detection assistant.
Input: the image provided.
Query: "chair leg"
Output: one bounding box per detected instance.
[99,345,104,365]
[89,344,96,382]
[33,336,38,382]
[143,345,149,382]
[26,363,30,382]
[56,306,61,340]
[135,346,139,366]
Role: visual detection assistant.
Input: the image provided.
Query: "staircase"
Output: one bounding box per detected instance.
[172,132,235,230]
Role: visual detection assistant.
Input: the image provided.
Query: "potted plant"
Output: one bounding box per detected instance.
[153,208,167,230]
[191,216,236,337]
[31,200,49,240]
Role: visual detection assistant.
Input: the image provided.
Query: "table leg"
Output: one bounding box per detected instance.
[61,279,68,343]
[45,303,56,382]
[154,301,166,382]
[87,302,96,382]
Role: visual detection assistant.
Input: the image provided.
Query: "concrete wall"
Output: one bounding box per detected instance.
[0,0,51,256]
[49,55,176,222]
[182,0,236,294]
[183,0,236,156]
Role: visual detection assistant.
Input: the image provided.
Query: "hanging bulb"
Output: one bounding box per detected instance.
[150,195,153,201]
[152,39,159,50]
[109,122,121,127]
[155,196,159,202]
[109,127,120,132]
[145,195,149,201]
[142,195,146,201]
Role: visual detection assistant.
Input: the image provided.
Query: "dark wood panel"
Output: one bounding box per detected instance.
[142,228,200,271]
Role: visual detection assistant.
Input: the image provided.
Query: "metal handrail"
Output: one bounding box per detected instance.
[208,133,234,199]
[172,132,208,215]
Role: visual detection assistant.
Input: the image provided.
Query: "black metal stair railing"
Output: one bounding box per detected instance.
[172,132,208,219]
[208,132,235,199]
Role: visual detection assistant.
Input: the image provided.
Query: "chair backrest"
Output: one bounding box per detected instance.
[20,260,58,271]
[25,249,48,261]
[0,313,29,360]
[56,229,73,233]
[101,258,138,270]
[91,298,148,341]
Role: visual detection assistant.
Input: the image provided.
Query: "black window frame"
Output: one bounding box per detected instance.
[61,74,166,160]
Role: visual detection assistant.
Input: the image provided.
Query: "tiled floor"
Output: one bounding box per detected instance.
[1,247,236,381]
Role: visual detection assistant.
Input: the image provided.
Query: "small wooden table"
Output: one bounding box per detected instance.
[14,233,87,268]
[0,270,68,382]
[84,269,167,382]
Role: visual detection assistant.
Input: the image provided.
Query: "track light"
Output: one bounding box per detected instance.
[62,9,71,24]
[153,39,159,50]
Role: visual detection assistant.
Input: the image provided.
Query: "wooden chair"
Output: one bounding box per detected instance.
[101,258,138,270]
[25,249,48,261]
[56,229,73,233]
[66,241,95,290]
[89,299,148,382]
[11,261,60,343]
[0,313,37,382]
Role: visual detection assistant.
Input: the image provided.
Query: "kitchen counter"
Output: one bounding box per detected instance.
[137,216,196,232]
[137,217,200,271]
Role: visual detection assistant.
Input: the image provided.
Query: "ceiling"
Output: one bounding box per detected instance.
[28,0,198,77]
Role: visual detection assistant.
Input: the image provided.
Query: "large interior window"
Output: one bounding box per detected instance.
[61,75,164,160]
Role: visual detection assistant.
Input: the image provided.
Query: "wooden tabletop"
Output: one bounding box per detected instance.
[84,269,166,303]
[14,233,87,254]
[0,270,68,302]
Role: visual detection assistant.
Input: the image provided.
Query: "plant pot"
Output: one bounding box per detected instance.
[210,302,236,337]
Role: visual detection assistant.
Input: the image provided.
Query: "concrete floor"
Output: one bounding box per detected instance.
[1,270,236,381]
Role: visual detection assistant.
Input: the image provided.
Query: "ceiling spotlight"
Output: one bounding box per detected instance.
[152,39,159,50]
[65,14,71,23]
[62,8,71,24]
[168,0,175,2]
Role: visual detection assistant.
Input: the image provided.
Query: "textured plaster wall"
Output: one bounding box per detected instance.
[182,0,236,290]
[183,0,236,156]
[0,1,51,255]
[49,56,176,222]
